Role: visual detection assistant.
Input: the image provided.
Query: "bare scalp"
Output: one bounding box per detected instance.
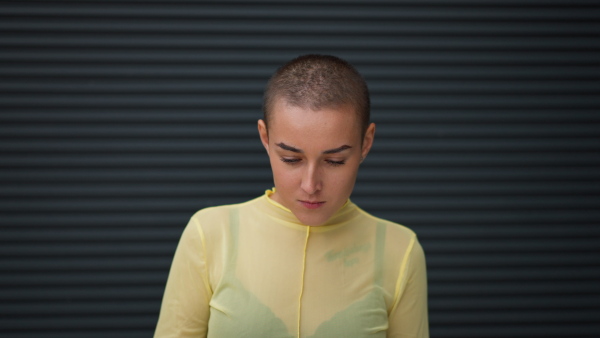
[263,54,370,137]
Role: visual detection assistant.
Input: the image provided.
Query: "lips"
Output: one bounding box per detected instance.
[299,200,325,209]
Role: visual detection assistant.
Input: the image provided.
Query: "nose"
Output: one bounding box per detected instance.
[301,164,322,195]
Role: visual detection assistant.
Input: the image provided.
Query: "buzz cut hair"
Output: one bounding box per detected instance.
[262,54,370,137]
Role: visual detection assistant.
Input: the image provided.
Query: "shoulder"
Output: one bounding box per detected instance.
[354,205,418,242]
[187,196,262,237]
[191,195,261,222]
[352,205,424,271]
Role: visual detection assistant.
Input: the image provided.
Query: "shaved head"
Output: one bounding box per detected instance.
[263,54,370,137]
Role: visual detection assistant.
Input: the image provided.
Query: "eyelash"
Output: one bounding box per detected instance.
[280,158,345,167]
[326,160,346,167]
[280,158,300,164]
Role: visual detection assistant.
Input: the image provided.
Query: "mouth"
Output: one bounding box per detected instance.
[299,200,326,209]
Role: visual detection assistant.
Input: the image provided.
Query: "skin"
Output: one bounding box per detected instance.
[258,98,376,226]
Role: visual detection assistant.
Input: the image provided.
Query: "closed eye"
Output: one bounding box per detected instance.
[326,160,345,167]
[280,157,301,164]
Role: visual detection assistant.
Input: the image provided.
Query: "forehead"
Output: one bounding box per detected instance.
[268,99,362,147]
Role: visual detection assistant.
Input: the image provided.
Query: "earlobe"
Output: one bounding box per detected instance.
[257,119,270,151]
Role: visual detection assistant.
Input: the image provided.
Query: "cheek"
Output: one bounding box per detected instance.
[328,166,359,192]
[270,159,296,187]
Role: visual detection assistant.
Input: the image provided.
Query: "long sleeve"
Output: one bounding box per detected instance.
[387,239,429,338]
[155,216,212,338]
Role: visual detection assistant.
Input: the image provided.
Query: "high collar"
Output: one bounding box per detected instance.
[256,188,360,232]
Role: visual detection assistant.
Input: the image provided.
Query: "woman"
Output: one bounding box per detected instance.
[155,55,429,337]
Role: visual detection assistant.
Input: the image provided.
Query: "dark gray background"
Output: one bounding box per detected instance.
[1,1,599,337]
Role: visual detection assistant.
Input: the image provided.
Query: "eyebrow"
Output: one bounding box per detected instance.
[276,142,352,154]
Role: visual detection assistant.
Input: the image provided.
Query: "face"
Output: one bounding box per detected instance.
[258,98,375,226]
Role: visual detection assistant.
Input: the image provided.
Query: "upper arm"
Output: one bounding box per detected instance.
[155,217,212,338]
[387,238,429,338]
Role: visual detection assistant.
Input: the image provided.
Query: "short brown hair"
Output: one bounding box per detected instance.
[263,54,370,136]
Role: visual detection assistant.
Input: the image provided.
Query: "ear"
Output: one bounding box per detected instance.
[361,123,376,159]
[257,119,270,152]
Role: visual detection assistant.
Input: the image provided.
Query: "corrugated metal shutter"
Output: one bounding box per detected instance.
[1,1,599,337]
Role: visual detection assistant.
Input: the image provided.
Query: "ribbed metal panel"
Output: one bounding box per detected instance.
[1,1,599,337]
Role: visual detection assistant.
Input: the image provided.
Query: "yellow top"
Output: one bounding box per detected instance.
[155,189,428,338]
